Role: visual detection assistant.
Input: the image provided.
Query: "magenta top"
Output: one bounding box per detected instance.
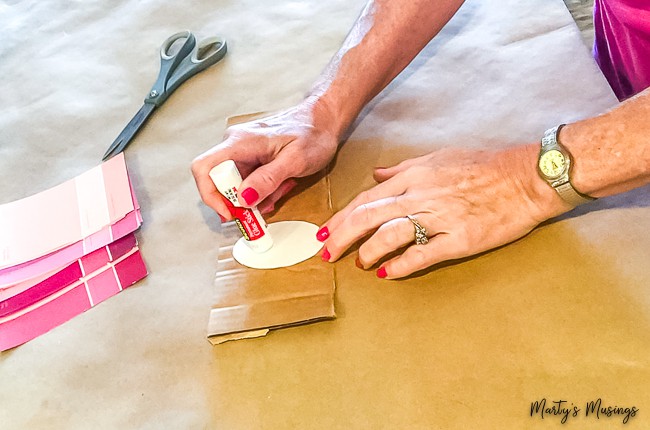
[593,0,650,100]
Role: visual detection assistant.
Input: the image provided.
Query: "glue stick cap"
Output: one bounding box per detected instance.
[209,160,243,197]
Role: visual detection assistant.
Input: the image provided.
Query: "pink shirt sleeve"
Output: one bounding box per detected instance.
[593,0,650,100]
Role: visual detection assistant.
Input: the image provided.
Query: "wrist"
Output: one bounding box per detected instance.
[538,125,595,206]
[303,91,355,142]
[498,144,573,223]
[555,123,594,195]
[284,95,340,155]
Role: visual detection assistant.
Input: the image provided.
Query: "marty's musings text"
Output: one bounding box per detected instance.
[530,398,639,424]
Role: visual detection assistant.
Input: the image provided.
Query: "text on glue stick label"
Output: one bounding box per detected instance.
[220,188,265,241]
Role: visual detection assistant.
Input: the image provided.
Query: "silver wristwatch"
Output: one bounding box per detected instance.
[537,125,594,206]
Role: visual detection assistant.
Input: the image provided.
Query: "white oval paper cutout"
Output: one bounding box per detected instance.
[232,221,324,269]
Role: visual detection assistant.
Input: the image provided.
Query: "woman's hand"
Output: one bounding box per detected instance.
[191,99,339,219]
[318,145,569,279]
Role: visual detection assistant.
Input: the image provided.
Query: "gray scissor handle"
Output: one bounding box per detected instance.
[145,32,227,107]
[166,36,227,96]
[145,30,196,106]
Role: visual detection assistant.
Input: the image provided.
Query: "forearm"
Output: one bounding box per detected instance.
[506,87,650,225]
[562,87,650,198]
[308,0,466,139]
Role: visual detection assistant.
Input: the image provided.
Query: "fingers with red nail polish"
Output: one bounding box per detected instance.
[240,187,259,206]
[377,267,387,278]
[316,226,329,242]
[321,247,331,261]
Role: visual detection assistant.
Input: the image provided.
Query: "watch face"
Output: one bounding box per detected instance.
[539,149,566,178]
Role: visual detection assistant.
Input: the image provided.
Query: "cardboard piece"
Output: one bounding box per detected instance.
[208,218,335,341]
[207,114,335,342]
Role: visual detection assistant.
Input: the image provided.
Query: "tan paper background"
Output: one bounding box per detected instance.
[2,0,649,428]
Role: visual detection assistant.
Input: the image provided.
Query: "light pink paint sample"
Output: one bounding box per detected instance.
[0,153,134,269]
[0,209,141,288]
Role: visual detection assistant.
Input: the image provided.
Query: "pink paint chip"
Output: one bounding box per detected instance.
[0,209,141,288]
[80,247,110,275]
[87,268,121,305]
[0,284,92,352]
[107,234,138,261]
[0,156,147,352]
[0,261,83,318]
[0,234,140,318]
[115,252,148,288]
[0,153,134,269]
[0,248,147,352]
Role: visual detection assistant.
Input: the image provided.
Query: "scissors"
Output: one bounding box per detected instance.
[103,31,227,161]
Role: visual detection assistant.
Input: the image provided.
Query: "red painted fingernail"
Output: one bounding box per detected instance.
[377,267,387,279]
[355,257,364,269]
[241,187,259,206]
[219,215,226,222]
[316,226,329,242]
[321,247,331,262]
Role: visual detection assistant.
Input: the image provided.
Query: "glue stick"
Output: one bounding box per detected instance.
[209,160,273,253]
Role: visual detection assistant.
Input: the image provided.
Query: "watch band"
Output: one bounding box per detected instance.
[540,125,595,206]
[541,125,561,149]
[555,181,594,206]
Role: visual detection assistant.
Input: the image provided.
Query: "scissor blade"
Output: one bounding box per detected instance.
[102,103,156,161]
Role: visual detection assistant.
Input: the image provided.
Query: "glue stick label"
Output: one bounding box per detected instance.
[209,160,274,253]
[221,193,266,241]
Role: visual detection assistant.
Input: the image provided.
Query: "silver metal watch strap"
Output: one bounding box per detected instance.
[541,125,560,149]
[541,124,595,206]
[555,181,594,206]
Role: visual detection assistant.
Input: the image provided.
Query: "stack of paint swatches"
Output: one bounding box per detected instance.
[0,153,147,351]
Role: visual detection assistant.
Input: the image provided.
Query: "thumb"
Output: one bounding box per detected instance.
[237,156,294,207]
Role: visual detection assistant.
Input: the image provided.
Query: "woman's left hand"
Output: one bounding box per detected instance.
[317,144,569,279]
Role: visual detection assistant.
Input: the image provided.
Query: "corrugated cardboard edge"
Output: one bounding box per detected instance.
[208,329,270,345]
[206,112,337,344]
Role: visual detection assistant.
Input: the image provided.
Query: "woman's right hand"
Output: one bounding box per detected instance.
[191,98,340,220]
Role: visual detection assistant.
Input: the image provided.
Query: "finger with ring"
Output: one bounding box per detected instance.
[406,214,429,245]
[357,214,433,269]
